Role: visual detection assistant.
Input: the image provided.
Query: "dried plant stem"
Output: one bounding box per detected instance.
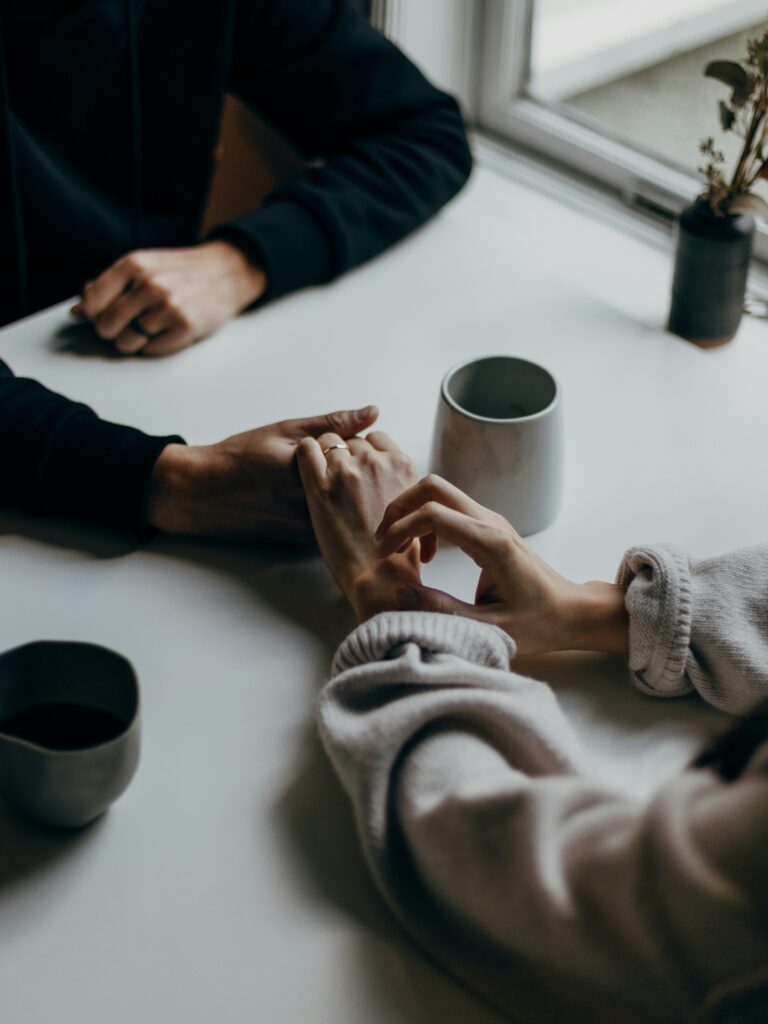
[731,92,766,193]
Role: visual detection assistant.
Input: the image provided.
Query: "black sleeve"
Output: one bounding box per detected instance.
[0,358,182,536]
[210,0,473,302]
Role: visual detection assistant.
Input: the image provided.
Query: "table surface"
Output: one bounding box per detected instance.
[1,163,766,1024]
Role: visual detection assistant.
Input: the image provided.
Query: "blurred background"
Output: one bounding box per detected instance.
[530,0,766,179]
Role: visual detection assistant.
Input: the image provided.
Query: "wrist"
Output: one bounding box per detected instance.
[204,240,267,310]
[346,560,421,623]
[145,443,212,535]
[560,581,629,654]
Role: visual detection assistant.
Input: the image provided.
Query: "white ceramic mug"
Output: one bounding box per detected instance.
[430,355,563,536]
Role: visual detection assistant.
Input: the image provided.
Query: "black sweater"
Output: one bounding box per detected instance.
[0,0,471,534]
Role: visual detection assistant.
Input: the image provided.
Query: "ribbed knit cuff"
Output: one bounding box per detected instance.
[617,545,694,698]
[209,191,338,305]
[332,612,516,677]
[38,410,184,539]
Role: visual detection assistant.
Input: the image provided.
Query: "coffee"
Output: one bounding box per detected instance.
[0,702,126,750]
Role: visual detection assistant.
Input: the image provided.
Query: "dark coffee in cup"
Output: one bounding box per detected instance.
[0,641,141,828]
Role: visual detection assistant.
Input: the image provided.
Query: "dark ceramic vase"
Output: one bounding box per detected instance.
[668,198,755,347]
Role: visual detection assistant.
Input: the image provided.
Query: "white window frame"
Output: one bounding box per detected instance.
[377,0,768,262]
[478,1,699,210]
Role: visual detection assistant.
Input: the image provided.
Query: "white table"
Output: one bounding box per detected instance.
[1,164,766,1024]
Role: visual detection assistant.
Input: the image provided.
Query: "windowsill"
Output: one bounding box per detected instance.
[472,127,768,302]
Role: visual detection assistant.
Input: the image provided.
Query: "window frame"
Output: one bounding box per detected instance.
[380,0,768,262]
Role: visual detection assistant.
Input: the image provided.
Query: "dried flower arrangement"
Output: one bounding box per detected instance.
[700,27,768,219]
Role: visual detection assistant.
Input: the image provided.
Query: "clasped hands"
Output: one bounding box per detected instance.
[295,431,629,657]
[146,406,627,656]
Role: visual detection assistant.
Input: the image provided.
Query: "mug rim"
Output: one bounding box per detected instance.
[440,355,560,425]
[0,640,140,757]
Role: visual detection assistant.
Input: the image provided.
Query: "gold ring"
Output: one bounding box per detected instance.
[323,443,350,456]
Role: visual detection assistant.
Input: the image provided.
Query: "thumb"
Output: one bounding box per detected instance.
[298,405,379,439]
[396,585,485,620]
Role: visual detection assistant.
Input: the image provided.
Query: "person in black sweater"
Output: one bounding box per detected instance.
[0,0,471,539]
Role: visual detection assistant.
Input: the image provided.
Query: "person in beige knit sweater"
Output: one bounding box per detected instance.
[294,428,768,1024]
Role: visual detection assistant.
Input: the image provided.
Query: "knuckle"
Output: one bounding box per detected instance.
[423,473,442,491]
[383,499,401,521]
[491,527,515,551]
[422,501,442,523]
[324,412,343,433]
[93,316,116,340]
[121,254,141,274]
[335,458,358,479]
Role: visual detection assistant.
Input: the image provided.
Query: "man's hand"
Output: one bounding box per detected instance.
[145,405,379,542]
[72,241,267,357]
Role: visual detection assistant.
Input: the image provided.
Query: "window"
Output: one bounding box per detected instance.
[478,0,768,238]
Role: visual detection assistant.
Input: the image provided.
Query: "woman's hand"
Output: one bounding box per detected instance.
[296,432,422,622]
[374,475,628,655]
[72,241,267,356]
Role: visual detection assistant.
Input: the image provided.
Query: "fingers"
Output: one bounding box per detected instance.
[113,324,151,356]
[345,437,370,456]
[296,437,327,490]
[141,324,196,357]
[366,431,401,453]
[76,254,140,320]
[376,475,483,541]
[136,306,173,337]
[395,584,489,621]
[292,406,379,440]
[419,533,438,565]
[88,285,153,344]
[115,306,175,356]
[315,431,353,464]
[376,502,498,565]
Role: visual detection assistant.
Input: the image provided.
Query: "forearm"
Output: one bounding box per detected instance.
[552,580,629,654]
[223,0,472,303]
[0,358,179,535]
[319,611,768,1022]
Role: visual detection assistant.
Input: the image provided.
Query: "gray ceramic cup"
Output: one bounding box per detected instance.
[430,355,563,536]
[0,641,140,829]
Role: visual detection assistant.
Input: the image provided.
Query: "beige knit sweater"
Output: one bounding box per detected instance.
[318,545,768,1024]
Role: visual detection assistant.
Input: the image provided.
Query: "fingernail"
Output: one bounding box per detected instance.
[356,405,374,423]
[396,586,420,611]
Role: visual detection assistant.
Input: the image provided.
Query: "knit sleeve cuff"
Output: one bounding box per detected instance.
[38,411,184,539]
[617,545,693,698]
[332,611,517,677]
[208,191,338,305]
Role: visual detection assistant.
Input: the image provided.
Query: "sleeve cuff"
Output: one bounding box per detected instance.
[37,411,184,539]
[208,191,338,304]
[617,545,694,698]
[332,611,517,677]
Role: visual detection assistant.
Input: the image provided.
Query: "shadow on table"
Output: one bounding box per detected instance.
[273,721,509,1024]
[0,511,137,561]
[514,650,727,737]
[51,321,120,361]
[0,798,104,897]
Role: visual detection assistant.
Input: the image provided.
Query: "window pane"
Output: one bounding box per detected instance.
[529,1,767,178]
